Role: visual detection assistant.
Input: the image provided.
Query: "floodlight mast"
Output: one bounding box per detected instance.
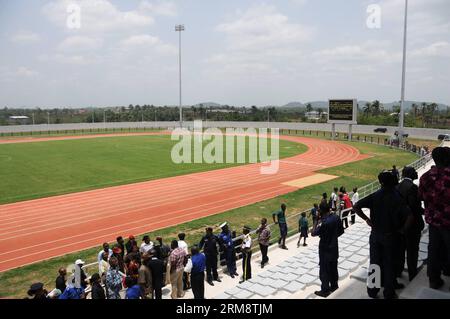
[175,24,185,128]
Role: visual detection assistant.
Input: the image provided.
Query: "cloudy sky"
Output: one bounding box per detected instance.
[1,0,449,108]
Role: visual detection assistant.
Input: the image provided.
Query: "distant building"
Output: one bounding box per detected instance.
[305,111,327,121]
[8,115,29,124]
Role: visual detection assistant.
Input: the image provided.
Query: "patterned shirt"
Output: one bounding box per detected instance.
[418,166,450,229]
[169,247,187,272]
[106,268,122,299]
[257,225,271,246]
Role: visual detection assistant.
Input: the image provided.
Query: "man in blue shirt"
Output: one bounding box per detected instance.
[312,208,344,297]
[125,276,141,299]
[218,222,238,278]
[186,246,206,299]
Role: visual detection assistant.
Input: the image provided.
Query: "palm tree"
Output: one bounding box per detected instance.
[371,100,382,116]
[363,102,372,117]
[306,103,313,113]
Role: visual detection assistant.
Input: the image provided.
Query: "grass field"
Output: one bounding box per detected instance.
[0,135,306,204]
[0,139,419,298]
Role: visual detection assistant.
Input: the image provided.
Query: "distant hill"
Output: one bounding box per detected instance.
[194,102,222,108]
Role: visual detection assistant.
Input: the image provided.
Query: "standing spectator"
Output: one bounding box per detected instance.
[90,273,106,300]
[116,236,125,259]
[147,249,164,299]
[397,167,424,281]
[199,227,222,286]
[125,253,140,284]
[178,233,189,254]
[418,147,450,290]
[125,277,141,299]
[272,203,288,250]
[185,246,206,299]
[218,222,238,278]
[106,257,123,299]
[310,204,319,228]
[26,283,48,300]
[297,212,309,247]
[140,235,154,254]
[312,205,344,297]
[138,253,152,299]
[125,235,137,255]
[178,233,191,290]
[330,187,338,211]
[320,193,329,215]
[256,218,271,268]
[99,252,110,277]
[55,267,67,293]
[112,245,125,273]
[354,171,411,299]
[340,187,353,229]
[97,242,112,273]
[155,236,171,263]
[240,226,252,283]
[351,187,359,225]
[392,165,400,182]
[74,259,88,289]
[168,240,187,299]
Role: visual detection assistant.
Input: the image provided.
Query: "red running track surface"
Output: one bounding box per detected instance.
[0,134,368,272]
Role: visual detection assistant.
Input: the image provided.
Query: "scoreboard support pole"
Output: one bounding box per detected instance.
[348,124,352,141]
[331,123,336,141]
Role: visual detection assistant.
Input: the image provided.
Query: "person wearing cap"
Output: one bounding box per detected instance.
[106,256,123,299]
[396,166,424,281]
[218,222,238,278]
[256,218,271,268]
[90,273,106,300]
[199,227,222,286]
[59,276,85,299]
[418,146,450,290]
[147,249,164,299]
[240,226,252,283]
[184,245,206,299]
[353,171,411,299]
[74,259,88,289]
[55,267,67,293]
[138,253,152,299]
[272,203,288,250]
[26,282,47,300]
[140,235,154,254]
[312,201,344,298]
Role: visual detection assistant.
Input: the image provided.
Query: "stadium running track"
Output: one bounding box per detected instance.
[0,133,368,272]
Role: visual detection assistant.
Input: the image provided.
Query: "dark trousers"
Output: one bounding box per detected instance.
[427,225,450,284]
[260,244,269,265]
[342,211,349,228]
[368,233,396,299]
[405,229,422,281]
[242,250,252,281]
[319,250,338,293]
[182,271,190,290]
[191,272,205,299]
[224,248,237,275]
[205,254,218,282]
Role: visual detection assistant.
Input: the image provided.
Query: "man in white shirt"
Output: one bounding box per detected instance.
[240,226,252,283]
[331,187,338,211]
[140,235,154,254]
[177,233,189,254]
[351,187,359,224]
[97,242,112,273]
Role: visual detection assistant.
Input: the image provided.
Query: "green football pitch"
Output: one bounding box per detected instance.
[0,134,307,204]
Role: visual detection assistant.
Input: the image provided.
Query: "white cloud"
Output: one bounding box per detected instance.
[16,67,38,77]
[139,1,178,17]
[42,0,154,33]
[58,36,103,51]
[10,31,41,44]
[120,34,160,47]
[411,41,450,58]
